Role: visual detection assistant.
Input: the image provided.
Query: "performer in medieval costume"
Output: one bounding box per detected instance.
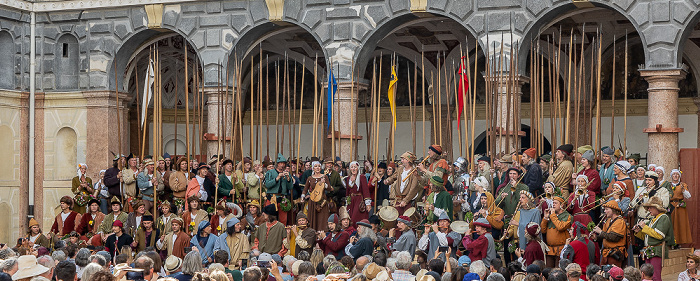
[492,155,513,192]
[467,176,490,214]
[253,204,286,255]
[76,199,105,244]
[385,151,422,215]
[122,154,140,205]
[132,215,160,252]
[155,200,178,235]
[156,156,172,201]
[474,191,505,235]
[515,222,545,267]
[169,157,192,210]
[562,221,599,280]
[467,218,497,267]
[522,148,544,196]
[241,200,266,234]
[599,147,616,194]
[417,144,450,184]
[94,169,110,215]
[452,157,470,220]
[285,211,316,258]
[125,200,150,237]
[339,206,356,237]
[592,200,628,268]
[217,159,243,203]
[104,155,125,200]
[566,175,596,227]
[655,167,672,194]
[417,212,462,261]
[475,156,493,190]
[71,163,94,214]
[323,157,345,209]
[244,160,265,203]
[214,217,250,270]
[182,195,209,236]
[633,196,674,281]
[51,196,82,239]
[371,162,391,208]
[302,161,332,231]
[630,171,669,221]
[26,218,50,249]
[210,202,240,236]
[187,164,214,204]
[577,150,602,195]
[538,182,559,213]
[608,161,634,198]
[264,154,293,225]
[318,214,350,259]
[548,145,574,200]
[344,161,372,228]
[633,166,647,191]
[425,176,453,223]
[388,215,416,258]
[137,159,163,213]
[95,197,128,246]
[497,168,529,264]
[669,169,693,245]
[541,195,571,267]
[191,221,218,266]
[156,217,190,259]
[104,220,133,260]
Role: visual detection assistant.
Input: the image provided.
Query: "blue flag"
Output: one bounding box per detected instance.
[327,69,337,128]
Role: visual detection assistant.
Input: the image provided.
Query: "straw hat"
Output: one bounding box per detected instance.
[164,256,182,273]
[12,255,49,280]
[362,263,383,280]
[642,196,666,213]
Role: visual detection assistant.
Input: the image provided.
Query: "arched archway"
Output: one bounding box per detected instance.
[473,125,551,156]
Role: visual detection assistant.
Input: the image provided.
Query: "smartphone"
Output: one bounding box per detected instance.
[257,260,271,268]
[438,246,448,253]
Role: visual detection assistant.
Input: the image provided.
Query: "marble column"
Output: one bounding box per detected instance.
[639,68,686,172]
[493,75,528,154]
[205,87,233,161]
[328,82,367,162]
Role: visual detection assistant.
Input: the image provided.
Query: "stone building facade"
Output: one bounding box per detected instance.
[0,0,699,244]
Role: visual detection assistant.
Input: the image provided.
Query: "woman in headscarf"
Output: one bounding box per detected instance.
[538,182,559,214]
[566,174,595,227]
[190,221,218,266]
[605,181,632,216]
[302,161,332,231]
[344,161,372,226]
[474,191,504,231]
[72,163,94,214]
[669,169,693,246]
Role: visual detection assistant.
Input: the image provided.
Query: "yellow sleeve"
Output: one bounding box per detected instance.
[640,225,664,240]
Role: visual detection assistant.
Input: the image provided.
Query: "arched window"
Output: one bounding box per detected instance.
[56,34,79,90]
[0,32,14,89]
[55,127,77,180]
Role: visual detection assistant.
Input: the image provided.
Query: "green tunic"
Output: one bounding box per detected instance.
[218,171,244,201]
[264,169,293,195]
[429,191,453,222]
[254,221,286,254]
[498,183,529,216]
[98,212,128,234]
[637,213,674,259]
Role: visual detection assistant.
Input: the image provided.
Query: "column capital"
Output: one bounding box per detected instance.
[638,68,687,84]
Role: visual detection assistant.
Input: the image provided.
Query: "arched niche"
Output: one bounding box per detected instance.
[0,125,13,181]
[0,202,10,243]
[164,139,186,156]
[55,34,79,90]
[0,31,14,89]
[55,127,77,180]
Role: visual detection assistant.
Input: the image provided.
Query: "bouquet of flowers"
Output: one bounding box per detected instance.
[74,193,90,207]
[507,240,518,253]
[189,221,196,233]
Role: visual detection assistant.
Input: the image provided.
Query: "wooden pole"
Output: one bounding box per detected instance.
[330,59,336,161]
[297,57,306,166]
[115,49,122,159]
[624,33,628,152]
[422,51,426,157]
[292,58,298,161]
[595,29,602,160]
[185,45,190,165]
[565,28,573,144]
[412,58,418,154]
[470,41,477,171]
[611,35,616,147]
[141,48,151,161]
[275,61,280,157]
[350,60,355,160]
[312,55,319,157]
[259,45,263,160]
[266,55,270,158]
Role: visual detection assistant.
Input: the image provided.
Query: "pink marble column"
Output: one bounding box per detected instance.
[493,75,527,154]
[205,87,232,161]
[639,69,686,173]
[328,82,367,162]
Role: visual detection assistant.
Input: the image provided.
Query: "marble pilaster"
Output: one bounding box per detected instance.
[639,68,686,173]
[328,82,367,162]
[492,75,528,154]
[204,87,233,161]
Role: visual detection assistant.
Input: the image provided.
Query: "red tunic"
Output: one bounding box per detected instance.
[524,240,544,266]
[566,190,596,227]
[467,234,488,262]
[76,212,105,236]
[569,238,600,281]
[577,168,602,195]
[318,231,350,258]
[51,211,81,236]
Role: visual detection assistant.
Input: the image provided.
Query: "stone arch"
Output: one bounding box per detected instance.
[353,12,484,80]
[517,1,648,73]
[110,28,204,92]
[55,33,80,90]
[164,138,186,156]
[0,202,10,243]
[0,31,14,89]
[472,124,551,155]
[55,127,78,180]
[675,6,700,69]
[0,125,13,181]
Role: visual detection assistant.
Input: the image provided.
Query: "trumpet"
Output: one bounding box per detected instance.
[576,188,585,196]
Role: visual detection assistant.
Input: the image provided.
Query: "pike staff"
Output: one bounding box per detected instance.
[297,57,306,169]
[611,35,616,147]
[350,60,355,160]
[624,32,628,152]
[595,29,602,162]
[470,40,477,171]
[566,28,573,144]
[421,51,426,157]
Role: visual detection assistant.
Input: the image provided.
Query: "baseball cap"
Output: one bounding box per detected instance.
[609,266,624,280]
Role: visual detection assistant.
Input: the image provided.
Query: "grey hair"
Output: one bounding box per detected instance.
[182,251,203,275]
[37,255,55,269]
[395,251,412,271]
[322,255,337,270]
[89,254,107,267]
[51,251,67,262]
[358,225,377,242]
[243,267,262,281]
[448,257,457,272]
[386,258,397,272]
[75,248,91,267]
[469,260,488,279]
[0,258,17,273]
[81,263,104,281]
[486,273,506,281]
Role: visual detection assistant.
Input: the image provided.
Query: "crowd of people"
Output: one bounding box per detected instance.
[1,143,698,281]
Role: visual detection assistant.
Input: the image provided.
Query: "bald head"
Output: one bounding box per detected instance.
[355,256,370,272]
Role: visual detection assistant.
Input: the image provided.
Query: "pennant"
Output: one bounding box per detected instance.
[141,59,155,127]
[457,56,469,129]
[326,68,337,128]
[387,64,398,128]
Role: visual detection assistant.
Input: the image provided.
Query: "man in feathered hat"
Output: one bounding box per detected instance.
[633,196,674,281]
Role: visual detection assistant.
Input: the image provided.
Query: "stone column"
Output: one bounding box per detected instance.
[205,87,233,161]
[325,82,368,162]
[639,68,686,172]
[84,91,130,173]
[493,75,528,154]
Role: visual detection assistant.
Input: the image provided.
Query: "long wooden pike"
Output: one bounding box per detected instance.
[484,39,491,161]
[135,58,142,159]
[453,58,462,157]
[437,53,443,148]
[377,54,383,160]
[349,59,354,160]
[408,60,415,154]
[141,47,151,161]
[266,55,270,157]
[412,57,418,154]
[610,35,616,147]
[547,36,555,150]
[589,35,595,145]
[443,52,450,152]
[335,61,341,159]
[184,44,190,165]
[566,28,573,144]
[364,59,371,159]
[556,28,563,146]
[623,32,628,152]
[421,51,426,157]
[281,54,287,156]
[288,57,294,158]
[505,30,512,154]
[595,28,602,161]
[292,58,298,161]
[297,57,306,167]
[258,45,263,159]
[330,59,336,161]
[470,39,477,171]
[237,56,244,164]
[312,55,319,156]
[275,60,280,157]
[214,60,222,204]
[115,46,122,159]
[370,58,376,162]
[250,53,255,158]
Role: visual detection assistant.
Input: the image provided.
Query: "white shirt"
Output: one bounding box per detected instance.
[60,212,70,222]
[195,175,209,201]
[400,169,410,193]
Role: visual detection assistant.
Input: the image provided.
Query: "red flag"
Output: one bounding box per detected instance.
[457,56,469,129]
